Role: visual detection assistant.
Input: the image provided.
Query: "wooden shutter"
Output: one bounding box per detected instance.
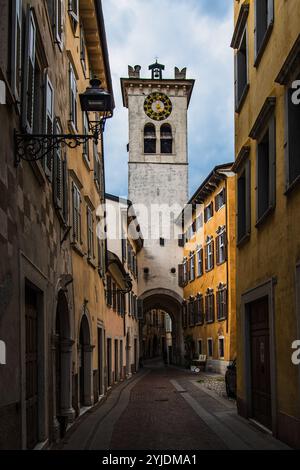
[254,0,258,60]
[45,75,54,178]
[72,182,78,241]
[268,0,274,25]
[234,52,238,110]
[55,0,63,45]
[11,0,22,102]
[204,244,208,271]
[62,159,68,223]
[216,235,220,265]
[211,240,215,269]
[245,160,251,235]
[269,115,276,208]
[215,194,219,212]
[53,121,62,208]
[178,264,184,287]
[22,7,36,133]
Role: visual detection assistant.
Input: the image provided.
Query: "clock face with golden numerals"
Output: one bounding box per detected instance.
[144,92,172,121]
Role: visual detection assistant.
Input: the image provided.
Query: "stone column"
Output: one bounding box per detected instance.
[60,338,75,422]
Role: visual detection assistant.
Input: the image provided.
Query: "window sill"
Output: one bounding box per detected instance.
[87,257,97,269]
[206,320,215,324]
[235,84,250,114]
[205,216,213,224]
[216,260,226,266]
[254,23,274,68]
[217,317,227,322]
[196,273,204,279]
[205,267,214,273]
[82,153,91,170]
[255,205,275,228]
[284,175,300,196]
[71,242,85,257]
[237,232,250,248]
[216,204,225,212]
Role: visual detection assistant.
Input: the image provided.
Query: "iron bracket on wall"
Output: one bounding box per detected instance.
[14,120,104,166]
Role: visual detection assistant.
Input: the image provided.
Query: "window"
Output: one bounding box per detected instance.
[218,337,225,359]
[237,160,251,243]
[205,238,214,272]
[196,295,204,325]
[215,188,226,211]
[80,25,87,75]
[22,7,37,133]
[44,75,54,177]
[217,287,227,321]
[11,0,22,103]
[190,253,195,281]
[205,290,215,323]
[93,142,101,189]
[198,340,202,355]
[207,338,213,358]
[204,201,213,223]
[87,206,94,260]
[97,237,106,278]
[69,63,77,130]
[178,260,187,287]
[106,275,112,306]
[83,112,90,162]
[216,229,227,265]
[254,0,274,65]
[160,237,165,246]
[72,182,81,243]
[235,27,248,111]
[144,124,156,153]
[55,0,63,46]
[196,214,203,231]
[112,282,117,311]
[160,124,172,154]
[256,116,276,223]
[196,248,203,277]
[69,0,79,25]
[286,80,300,189]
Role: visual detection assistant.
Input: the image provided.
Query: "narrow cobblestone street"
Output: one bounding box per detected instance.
[58,360,289,451]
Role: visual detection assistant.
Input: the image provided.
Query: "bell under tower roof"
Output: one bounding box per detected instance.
[148,60,165,80]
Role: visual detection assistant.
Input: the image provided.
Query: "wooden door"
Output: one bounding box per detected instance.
[250,297,272,429]
[25,287,39,449]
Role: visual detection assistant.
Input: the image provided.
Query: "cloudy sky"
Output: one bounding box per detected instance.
[102,0,234,198]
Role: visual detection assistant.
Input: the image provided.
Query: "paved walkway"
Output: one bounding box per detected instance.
[58,361,290,450]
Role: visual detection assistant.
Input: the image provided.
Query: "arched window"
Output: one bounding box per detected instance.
[144,124,156,153]
[160,124,172,154]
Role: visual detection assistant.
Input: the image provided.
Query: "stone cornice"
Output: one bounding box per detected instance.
[230,1,249,49]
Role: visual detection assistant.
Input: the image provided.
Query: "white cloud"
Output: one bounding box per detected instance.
[102,0,234,197]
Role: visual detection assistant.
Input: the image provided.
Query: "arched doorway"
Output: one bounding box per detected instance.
[140,289,184,365]
[55,290,74,437]
[79,314,93,407]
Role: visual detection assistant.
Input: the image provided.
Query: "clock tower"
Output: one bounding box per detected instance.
[121,62,194,297]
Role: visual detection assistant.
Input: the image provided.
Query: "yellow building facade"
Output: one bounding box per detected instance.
[232,0,300,448]
[180,164,236,375]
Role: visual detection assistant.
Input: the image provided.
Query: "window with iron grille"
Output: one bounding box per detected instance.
[205,291,215,323]
[217,288,227,321]
[72,182,81,243]
[87,206,94,260]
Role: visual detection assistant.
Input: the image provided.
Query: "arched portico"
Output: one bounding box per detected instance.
[139,288,184,365]
[53,290,75,439]
[78,312,94,407]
